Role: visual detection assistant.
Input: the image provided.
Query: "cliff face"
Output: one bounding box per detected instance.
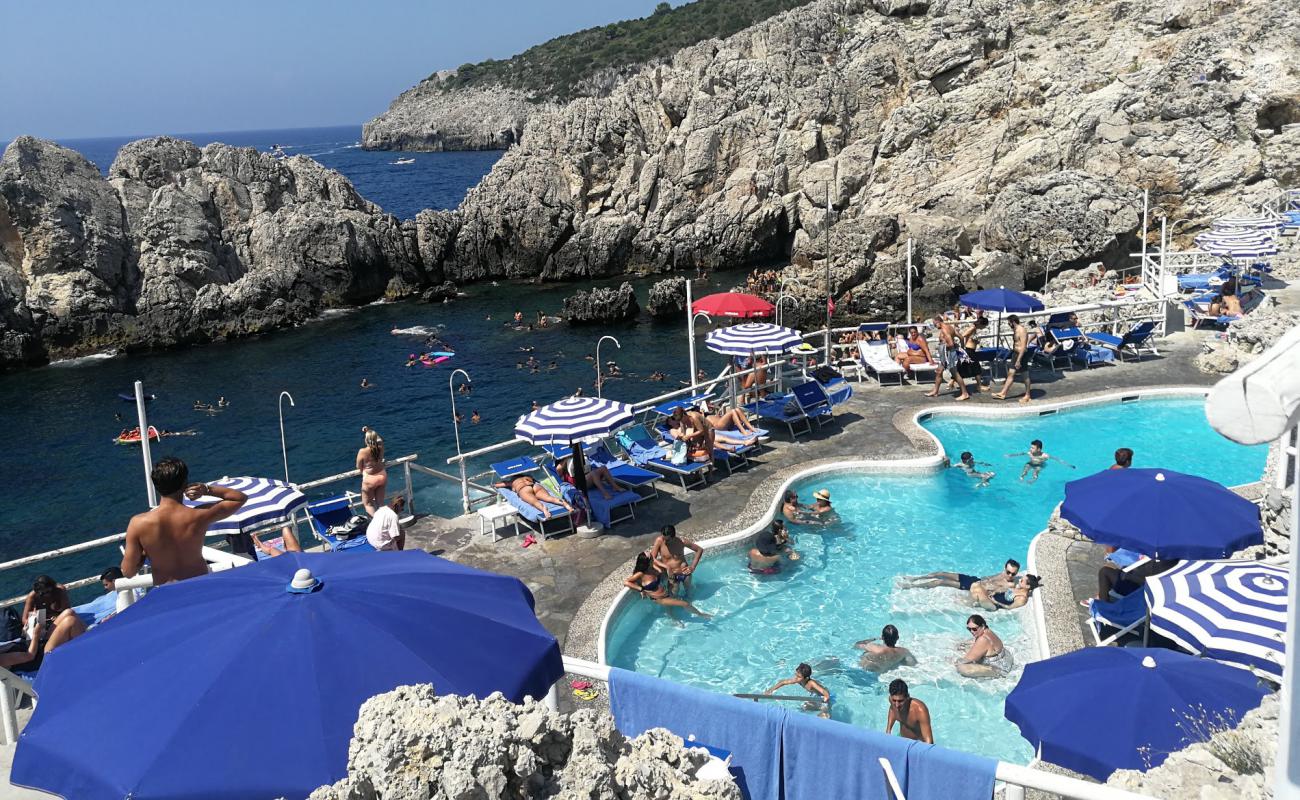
[0,136,428,368]
[414,0,1300,313]
[362,83,546,152]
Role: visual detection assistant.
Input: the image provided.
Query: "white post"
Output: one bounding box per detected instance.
[824,183,833,364]
[1139,188,1149,269]
[1159,216,1168,297]
[596,335,621,398]
[278,391,295,483]
[134,381,158,508]
[544,683,560,712]
[686,279,697,386]
[449,368,470,514]
[905,238,914,325]
[1280,424,1300,799]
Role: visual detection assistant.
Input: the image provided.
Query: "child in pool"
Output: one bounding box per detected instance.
[949,451,995,487]
[1006,439,1074,483]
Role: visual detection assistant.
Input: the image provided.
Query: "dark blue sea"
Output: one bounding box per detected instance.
[0,126,724,600]
[58,125,499,218]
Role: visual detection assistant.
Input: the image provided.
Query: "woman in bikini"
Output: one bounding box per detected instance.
[495,474,574,520]
[956,614,1014,678]
[893,327,934,369]
[356,427,387,516]
[0,576,74,670]
[624,553,710,617]
[556,456,618,501]
[701,399,759,440]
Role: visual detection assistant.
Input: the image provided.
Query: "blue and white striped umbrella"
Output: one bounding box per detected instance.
[1146,559,1288,680]
[514,396,634,444]
[1213,216,1281,231]
[1195,231,1279,260]
[184,476,307,535]
[704,322,803,356]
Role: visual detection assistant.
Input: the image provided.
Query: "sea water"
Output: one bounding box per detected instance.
[604,398,1269,764]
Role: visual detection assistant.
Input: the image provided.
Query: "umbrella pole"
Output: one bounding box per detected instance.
[570,442,589,496]
[686,279,697,387]
[135,381,158,508]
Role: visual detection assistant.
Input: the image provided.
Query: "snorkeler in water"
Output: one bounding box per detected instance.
[1006,439,1074,483]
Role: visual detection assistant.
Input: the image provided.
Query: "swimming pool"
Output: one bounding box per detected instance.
[603,395,1269,764]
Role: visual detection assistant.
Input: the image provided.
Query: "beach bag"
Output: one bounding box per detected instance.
[0,608,21,643]
[669,439,688,465]
[782,398,802,416]
[329,515,370,541]
[813,365,841,384]
[957,360,981,379]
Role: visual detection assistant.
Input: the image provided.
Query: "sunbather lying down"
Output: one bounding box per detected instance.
[495,475,574,519]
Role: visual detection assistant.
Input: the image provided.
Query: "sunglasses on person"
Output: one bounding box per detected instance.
[967,624,983,634]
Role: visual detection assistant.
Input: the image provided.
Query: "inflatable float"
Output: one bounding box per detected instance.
[407,352,455,367]
[114,426,160,445]
[119,393,156,402]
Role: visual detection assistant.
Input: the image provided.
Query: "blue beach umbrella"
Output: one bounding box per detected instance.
[704,322,803,356]
[183,475,307,534]
[1060,468,1262,559]
[1004,647,1267,780]
[12,551,563,800]
[958,287,1045,313]
[1147,559,1287,681]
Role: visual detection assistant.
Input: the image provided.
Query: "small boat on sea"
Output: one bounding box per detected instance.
[119,392,156,402]
[391,158,416,165]
[114,426,160,445]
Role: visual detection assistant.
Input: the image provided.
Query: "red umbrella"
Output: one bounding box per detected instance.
[690,292,774,319]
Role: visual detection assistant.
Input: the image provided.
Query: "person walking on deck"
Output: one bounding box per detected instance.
[992,315,1032,404]
[926,315,970,401]
[356,427,387,516]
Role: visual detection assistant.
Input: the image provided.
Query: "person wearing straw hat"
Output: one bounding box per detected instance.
[811,489,837,524]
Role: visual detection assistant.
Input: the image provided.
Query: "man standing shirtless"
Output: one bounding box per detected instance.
[926,315,970,401]
[121,457,247,585]
[651,525,704,595]
[992,314,1032,404]
[886,679,934,743]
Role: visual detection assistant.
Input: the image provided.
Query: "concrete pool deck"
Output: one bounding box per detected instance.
[403,327,1230,676]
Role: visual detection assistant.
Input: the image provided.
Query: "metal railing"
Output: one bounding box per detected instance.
[556,656,1151,800]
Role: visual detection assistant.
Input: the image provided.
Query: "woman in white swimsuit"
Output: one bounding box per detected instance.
[356,427,387,516]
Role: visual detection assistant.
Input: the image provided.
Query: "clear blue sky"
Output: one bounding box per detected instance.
[0,0,677,141]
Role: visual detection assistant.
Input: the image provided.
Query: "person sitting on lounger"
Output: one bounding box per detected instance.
[766,662,832,718]
[956,614,1013,678]
[651,525,705,594]
[669,406,735,456]
[893,327,934,369]
[494,475,574,520]
[625,553,711,618]
[971,573,1040,610]
[1006,439,1074,483]
[252,526,304,558]
[856,624,917,673]
[556,456,619,501]
[903,559,1019,593]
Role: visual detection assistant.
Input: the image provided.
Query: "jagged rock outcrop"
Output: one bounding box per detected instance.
[647,277,688,317]
[307,685,740,800]
[562,282,640,325]
[415,0,1300,315]
[1195,300,1298,374]
[363,82,543,151]
[0,136,426,368]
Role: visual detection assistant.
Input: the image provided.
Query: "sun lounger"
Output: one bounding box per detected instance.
[1086,321,1157,362]
[1038,327,1112,371]
[539,462,637,530]
[1183,300,1242,329]
[791,380,836,428]
[613,426,711,490]
[821,376,854,407]
[654,420,755,476]
[1087,590,1148,647]
[857,340,906,386]
[306,495,375,554]
[491,457,575,538]
[0,665,36,745]
[744,394,812,439]
[586,442,662,500]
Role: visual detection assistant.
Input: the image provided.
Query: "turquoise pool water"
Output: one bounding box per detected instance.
[604,396,1269,764]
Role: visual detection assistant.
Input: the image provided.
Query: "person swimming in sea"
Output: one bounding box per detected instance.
[1005,439,1074,483]
[949,451,994,487]
[766,663,832,718]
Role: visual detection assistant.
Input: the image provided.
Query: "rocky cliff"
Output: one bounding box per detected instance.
[0,136,428,368]
[363,83,544,151]
[413,0,1300,316]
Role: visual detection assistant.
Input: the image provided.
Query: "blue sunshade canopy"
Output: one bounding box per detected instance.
[1060,468,1262,559]
[1005,647,1267,780]
[958,288,1045,313]
[13,551,562,800]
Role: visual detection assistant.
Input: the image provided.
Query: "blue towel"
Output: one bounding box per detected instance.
[499,488,564,523]
[72,591,118,627]
[905,740,997,800]
[608,667,785,800]
[782,709,915,800]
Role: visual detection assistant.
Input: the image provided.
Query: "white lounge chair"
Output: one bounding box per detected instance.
[857,340,906,386]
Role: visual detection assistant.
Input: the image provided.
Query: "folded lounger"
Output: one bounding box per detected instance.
[491,456,575,538]
[539,462,638,530]
[743,394,812,439]
[857,340,906,386]
[306,495,375,554]
[1086,321,1158,362]
[613,426,711,490]
[790,380,837,428]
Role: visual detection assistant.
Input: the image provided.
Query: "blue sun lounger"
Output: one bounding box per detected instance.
[1087,590,1148,647]
[491,457,575,538]
[536,461,638,530]
[546,442,662,501]
[1086,321,1158,362]
[744,394,812,439]
[306,495,375,553]
[649,398,761,476]
[790,380,837,429]
[614,425,711,490]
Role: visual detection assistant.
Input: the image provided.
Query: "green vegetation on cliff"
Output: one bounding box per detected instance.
[439,0,813,102]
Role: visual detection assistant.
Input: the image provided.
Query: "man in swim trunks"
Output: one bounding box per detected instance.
[493,474,574,520]
[121,457,247,585]
[926,315,971,401]
[885,679,933,743]
[651,525,704,595]
[950,451,995,487]
[856,624,917,673]
[1006,439,1074,483]
[766,663,832,718]
[903,559,1019,593]
[992,315,1032,404]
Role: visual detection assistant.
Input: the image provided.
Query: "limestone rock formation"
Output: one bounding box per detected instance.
[1194,299,1297,375]
[647,277,688,317]
[562,282,641,325]
[414,0,1300,316]
[0,136,425,368]
[363,83,542,152]
[307,685,740,800]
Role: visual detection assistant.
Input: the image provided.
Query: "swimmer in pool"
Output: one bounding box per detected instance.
[949,451,994,487]
[971,573,1041,611]
[855,624,917,673]
[1005,439,1074,483]
[885,679,933,743]
[766,663,832,718]
[902,559,1020,593]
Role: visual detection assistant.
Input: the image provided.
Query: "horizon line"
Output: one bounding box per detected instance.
[2,121,366,147]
